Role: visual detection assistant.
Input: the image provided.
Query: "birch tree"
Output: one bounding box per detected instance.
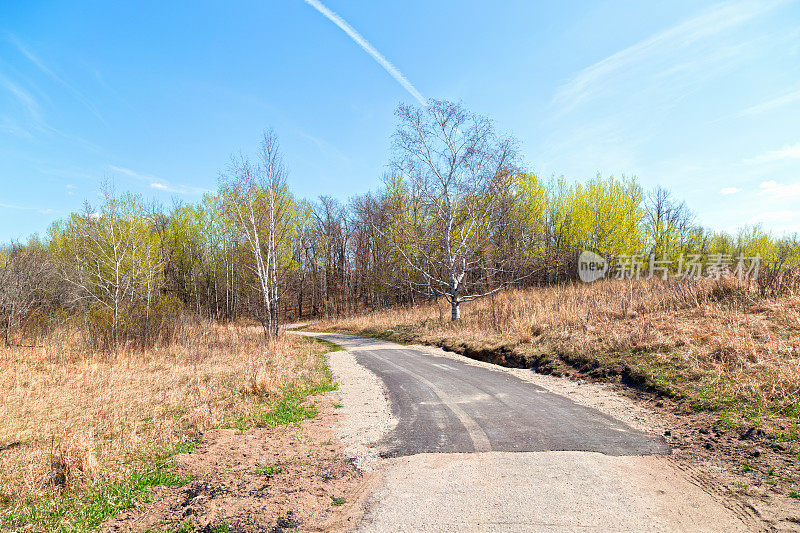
[52,188,163,349]
[387,100,520,320]
[221,130,286,338]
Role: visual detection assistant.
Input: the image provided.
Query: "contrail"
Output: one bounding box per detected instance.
[8,34,108,125]
[303,0,427,105]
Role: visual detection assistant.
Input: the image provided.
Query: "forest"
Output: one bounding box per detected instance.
[1,100,799,349]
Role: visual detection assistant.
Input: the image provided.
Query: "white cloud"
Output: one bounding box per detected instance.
[552,0,784,112]
[0,73,41,120]
[150,182,208,195]
[758,179,800,199]
[0,202,54,215]
[303,0,426,105]
[750,210,800,223]
[107,164,147,180]
[150,181,208,194]
[108,164,207,195]
[298,130,350,163]
[745,141,800,164]
[737,88,800,116]
[720,187,741,195]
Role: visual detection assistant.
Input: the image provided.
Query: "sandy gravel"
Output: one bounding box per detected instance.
[325,342,398,471]
[360,451,750,532]
[103,394,370,533]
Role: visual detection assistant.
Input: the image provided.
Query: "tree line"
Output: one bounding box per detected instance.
[2,100,798,346]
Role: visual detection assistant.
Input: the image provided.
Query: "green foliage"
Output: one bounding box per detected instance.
[2,462,191,533]
[252,464,285,477]
[571,175,645,260]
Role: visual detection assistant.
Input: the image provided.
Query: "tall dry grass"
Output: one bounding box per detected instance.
[319,275,800,414]
[0,318,321,511]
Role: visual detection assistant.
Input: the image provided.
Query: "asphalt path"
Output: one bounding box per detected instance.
[307,332,669,457]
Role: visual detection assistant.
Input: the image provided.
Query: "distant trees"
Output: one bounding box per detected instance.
[1,100,799,347]
[49,187,166,349]
[644,186,693,259]
[0,240,57,346]
[571,175,644,261]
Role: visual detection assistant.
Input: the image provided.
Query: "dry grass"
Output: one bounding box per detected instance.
[318,276,800,420]
[0,318,328,515]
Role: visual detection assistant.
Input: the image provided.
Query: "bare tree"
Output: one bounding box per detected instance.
[311,197,350,317]
[645,186,694,258]
[386,100,520,320]
[0,242,57,346]
[221,130,286,338]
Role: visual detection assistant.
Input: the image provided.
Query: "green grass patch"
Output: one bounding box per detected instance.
[330,496,346,506]
[310,337,345,353]
[252,464,285,478]
[2,460,192,532]
[250,358,337,429]
[227,336,340,431]
[315,325,415,346]
[256,390,321,427]
[167,518,196,532]
[169,439,198,455]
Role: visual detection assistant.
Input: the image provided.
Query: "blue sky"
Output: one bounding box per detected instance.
[1,0,799,242]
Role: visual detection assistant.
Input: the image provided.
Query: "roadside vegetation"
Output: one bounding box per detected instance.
[0,325,338,531]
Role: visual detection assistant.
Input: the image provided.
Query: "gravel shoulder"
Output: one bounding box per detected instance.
[361,451,749,532]
[326,346,397,471]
